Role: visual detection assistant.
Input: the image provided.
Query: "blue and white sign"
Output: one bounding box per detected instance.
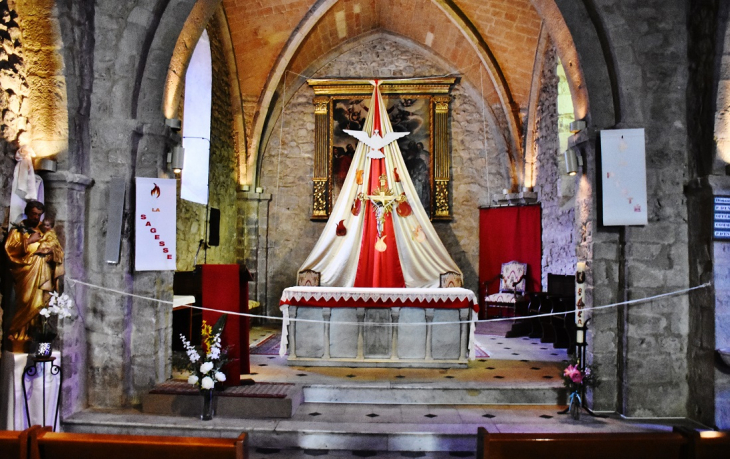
[714,196,730,241]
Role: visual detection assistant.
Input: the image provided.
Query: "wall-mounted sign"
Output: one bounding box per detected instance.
[135,177,176,271]
[714,196,730,241]
[600,129,648,226]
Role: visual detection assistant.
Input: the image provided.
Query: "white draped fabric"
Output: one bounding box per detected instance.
[298,81,461,287]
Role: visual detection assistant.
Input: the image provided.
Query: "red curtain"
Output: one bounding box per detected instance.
[479,206,542,316]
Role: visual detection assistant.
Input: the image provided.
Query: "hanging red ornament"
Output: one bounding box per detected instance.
[351,196,362,216]
[396,193,412,217]
[394,167,401,182]
[336,220,347,236]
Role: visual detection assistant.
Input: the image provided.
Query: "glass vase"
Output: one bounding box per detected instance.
[200,388,215,421]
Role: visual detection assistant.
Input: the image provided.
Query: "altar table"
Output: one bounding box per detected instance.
[279,287,478,368]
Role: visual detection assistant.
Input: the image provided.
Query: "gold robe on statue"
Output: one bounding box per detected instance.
[4,223,61,340]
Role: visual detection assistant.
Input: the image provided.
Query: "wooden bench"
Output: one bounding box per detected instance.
[0,428,32,459]
[674,426,730,459]
[477,427,688,459]
[29,428,247,459]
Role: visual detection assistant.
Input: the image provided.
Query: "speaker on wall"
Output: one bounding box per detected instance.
[208,207,220,247]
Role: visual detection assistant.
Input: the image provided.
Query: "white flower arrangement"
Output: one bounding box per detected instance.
[38,291,74,339]
[179,315,228,391]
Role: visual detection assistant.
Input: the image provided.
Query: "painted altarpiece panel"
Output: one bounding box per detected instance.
[307,78,456,221]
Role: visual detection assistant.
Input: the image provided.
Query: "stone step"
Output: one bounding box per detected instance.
[141,381,303,419]
[303,383,566,405]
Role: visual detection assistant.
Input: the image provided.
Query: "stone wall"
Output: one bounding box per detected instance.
[580,0,691,417]
[534,44,577,290]
[177,20,238,270]
[258,36,508,315]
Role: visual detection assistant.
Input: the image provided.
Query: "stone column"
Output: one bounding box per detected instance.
[322,307,331,359]
[425,308,435,361]
[237,190,272,318]
[390,307,400,361]
[40,170,93,418]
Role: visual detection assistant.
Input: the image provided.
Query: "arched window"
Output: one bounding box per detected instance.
[180,30,212,205]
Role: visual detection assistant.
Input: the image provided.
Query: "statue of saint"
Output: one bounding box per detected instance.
[4,200,64,352]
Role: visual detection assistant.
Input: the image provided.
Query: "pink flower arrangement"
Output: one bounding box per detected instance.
[564,364,584,384]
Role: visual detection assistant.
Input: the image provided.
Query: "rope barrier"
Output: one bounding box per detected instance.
[65,278,710,328]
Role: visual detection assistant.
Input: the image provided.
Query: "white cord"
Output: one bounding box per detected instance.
[64,278,710,328]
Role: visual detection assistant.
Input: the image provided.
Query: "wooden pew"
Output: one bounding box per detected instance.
[0,428,32,459]
[477,427,687,459]
[29,428,247,459]
[674,426,730,459]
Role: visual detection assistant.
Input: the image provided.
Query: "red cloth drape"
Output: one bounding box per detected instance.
[201,264,250,384]
[479,206,542,315]
[354,83,405,288]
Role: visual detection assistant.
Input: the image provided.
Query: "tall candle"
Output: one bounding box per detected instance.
[575,262,586,326]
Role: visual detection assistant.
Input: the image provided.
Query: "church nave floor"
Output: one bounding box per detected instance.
[61,319,700,458]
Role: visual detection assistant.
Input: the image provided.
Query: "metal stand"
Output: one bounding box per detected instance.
[558,322,604,418]
[21,356,61,431]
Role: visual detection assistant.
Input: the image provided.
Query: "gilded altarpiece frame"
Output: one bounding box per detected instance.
[308,78,456,221]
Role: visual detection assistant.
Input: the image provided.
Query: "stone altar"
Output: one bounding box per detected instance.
[279,287,478,368]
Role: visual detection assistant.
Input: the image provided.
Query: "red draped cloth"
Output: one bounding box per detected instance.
[479,206,542,318]
[354,83,406,288]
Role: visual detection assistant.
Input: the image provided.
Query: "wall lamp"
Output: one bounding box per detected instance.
[565,146,583,176]
[165,118,182,130]
[168,145,185,174]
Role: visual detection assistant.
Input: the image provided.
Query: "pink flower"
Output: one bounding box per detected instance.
[564,364,584,384]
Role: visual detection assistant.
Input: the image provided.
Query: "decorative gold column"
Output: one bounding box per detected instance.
[312,96,329,220]
[433,95,451,220]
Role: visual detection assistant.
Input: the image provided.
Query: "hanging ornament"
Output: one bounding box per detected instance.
[396,193,412,217]
[394,167,401,182]
[412,225,426,243]
[375,235,387,252]
[351,194,362,216]
[336,220,347,236]
[356,170,364,185]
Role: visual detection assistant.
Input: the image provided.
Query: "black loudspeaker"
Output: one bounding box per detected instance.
[208,207,220,247]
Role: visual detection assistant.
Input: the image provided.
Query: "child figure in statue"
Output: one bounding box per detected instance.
[37,215,65,293]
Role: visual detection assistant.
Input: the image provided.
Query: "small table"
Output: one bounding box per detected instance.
[0,351,61,431]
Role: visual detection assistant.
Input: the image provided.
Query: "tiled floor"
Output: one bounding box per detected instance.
[246,320,569,388]
[64,321,703,459]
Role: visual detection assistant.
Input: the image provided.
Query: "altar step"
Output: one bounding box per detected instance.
[303,383,566,405]
[139,380,565,421]
[62,403,690,454]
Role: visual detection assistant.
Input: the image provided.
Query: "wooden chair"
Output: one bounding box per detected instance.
[29,428,248,459]
[439,271,463,288]
[477,427,687,459]
[297,269,320,286]
[483,261,528,319]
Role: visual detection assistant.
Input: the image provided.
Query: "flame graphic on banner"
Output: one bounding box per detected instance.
[150,183,161,198]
